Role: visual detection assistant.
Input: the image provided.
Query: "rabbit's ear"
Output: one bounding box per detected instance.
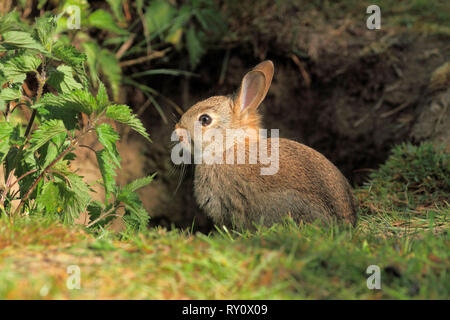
[252,60,274,93]
[235,60,274,112]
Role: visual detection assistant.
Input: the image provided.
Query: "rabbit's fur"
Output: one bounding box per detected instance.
[175,61,357,229]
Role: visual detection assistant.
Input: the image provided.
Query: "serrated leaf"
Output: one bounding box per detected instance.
[122,204,149,232]
[122,173,156,193]
[0,11,24,34]
[35,101,79,131]
[51,44,88,85]
[87,200,105,222]
[95,123,120,166]
[0,51,42,85]
[52,44,87,67]
[96,82,109,113]
[37,90,96,115]
[38,182,61,214]
[28,119,67,154]
[105,104,150,141]
[33,14,57,51]
[39,131,69,168]
[117,187,149,232]
[96,149,118,202]
[63,173,91,223]
[47,65,83,93]
[1,31,47,53]
[38,172,91,223]
[0,87,22,101]
[88,9,128,35]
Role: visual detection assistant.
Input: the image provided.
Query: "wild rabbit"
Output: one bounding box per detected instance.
[174,61,357,229]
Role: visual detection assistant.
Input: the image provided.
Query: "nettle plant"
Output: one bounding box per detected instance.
[0,14,153,232]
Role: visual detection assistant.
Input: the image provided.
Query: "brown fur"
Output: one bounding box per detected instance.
[176,61,357,229]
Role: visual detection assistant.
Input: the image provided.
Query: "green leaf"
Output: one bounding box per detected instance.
[5,145,39,197]
[35,100,79,131]
[165,5,191,47]
[98,49,121,101]
[106,0,126,23]
[186,26,205,69]
[88,9,128,35]
[95,123,120,166]
[96,82,110,113]
[39,132,69,168]
[52,44,87,67]
[81,41,101,85]
[116,186,149,232]
[194,8,227,38]
[0,11,24,34]
[52,44,88,85]
[47,65,83,93]
[0,87,22,101]
[37,90,96,115]
[96,149,118,202]
[38,172,91,223]
[38,182,61,214]
[27,119,67,154]
[63,173,91,223]
[122,203,149,232]
[122,173,156,193]
[105,104,150,141]
[86,200,105,222]
[0,51,42,85]
[1,31,47,53]
[0,121,14,162]
[33,14,57,51]
[144,0,176,35]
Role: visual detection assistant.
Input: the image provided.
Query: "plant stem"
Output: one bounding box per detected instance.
[86,205,124,228]
[13,127,93,217]
[24,71,46,139]
[13,142,75,217]
[9,169,39,189]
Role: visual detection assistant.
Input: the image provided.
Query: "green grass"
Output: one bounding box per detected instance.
[0,142,448,299]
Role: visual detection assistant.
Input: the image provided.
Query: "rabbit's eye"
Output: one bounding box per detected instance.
[199,114,212,126]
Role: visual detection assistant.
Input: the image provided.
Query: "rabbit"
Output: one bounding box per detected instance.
[174,60,357,229]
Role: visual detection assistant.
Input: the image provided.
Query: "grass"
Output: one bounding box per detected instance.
[0,142,448,299]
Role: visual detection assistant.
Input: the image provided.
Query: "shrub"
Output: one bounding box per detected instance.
[0,13,153,232]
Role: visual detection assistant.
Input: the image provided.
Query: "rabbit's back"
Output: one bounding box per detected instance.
[194,138,357,228]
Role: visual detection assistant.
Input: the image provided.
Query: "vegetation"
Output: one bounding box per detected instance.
[8,0,227,121]
[0,12,153,231]
[0,142,448,299]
